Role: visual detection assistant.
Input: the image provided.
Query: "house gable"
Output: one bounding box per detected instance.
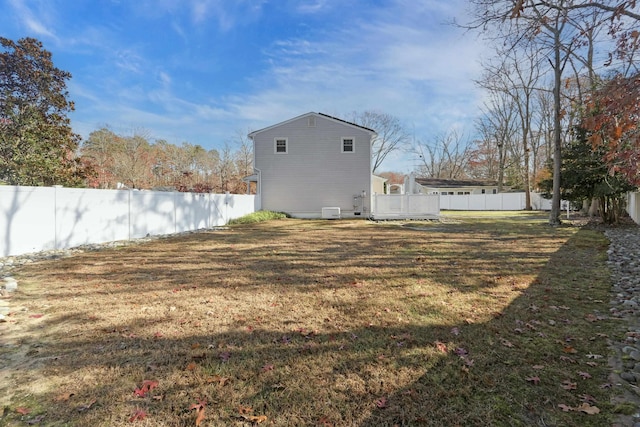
[249,112,375,218]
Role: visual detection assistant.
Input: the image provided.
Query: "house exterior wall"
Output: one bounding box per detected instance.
[252,113,373,218]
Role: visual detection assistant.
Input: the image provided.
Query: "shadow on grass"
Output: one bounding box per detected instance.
[2,219,617,426]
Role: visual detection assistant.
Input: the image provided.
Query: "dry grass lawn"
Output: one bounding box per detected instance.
[0,217,623,426]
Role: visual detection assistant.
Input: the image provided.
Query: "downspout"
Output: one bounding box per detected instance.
[254,168,262,211]
[248,132,261,212]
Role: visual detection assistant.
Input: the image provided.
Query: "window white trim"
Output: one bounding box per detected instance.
[274,137,288,154]
[341,137,355,153]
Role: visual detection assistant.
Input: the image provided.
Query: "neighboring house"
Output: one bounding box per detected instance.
[407,175,502,195]
[247,112,377,218]
[372,175,388,196]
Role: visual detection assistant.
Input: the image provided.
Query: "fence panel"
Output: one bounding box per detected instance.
[0,186,56,256]
[628,192,640,225]
[1,186,255,257]
[130,191,176,239]
[174,192,210,233]
[55,187,130,248]
[372,194,439,219]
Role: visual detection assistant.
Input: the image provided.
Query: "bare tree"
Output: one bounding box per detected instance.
[231,128,254,193]
[477,45,545,209]
[465,0,640,224]
[474,91,519,190]
[414,130,474,179]
[349,111,410,173]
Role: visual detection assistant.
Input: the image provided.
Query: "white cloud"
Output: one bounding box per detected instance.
[7,0,57,40]
[218,0,488,171]
[295,0,330,15]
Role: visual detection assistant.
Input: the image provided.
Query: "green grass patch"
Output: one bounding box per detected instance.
[228,210,289,225]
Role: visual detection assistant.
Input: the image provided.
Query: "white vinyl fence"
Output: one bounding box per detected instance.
[439,192,553,211]
[372,194,440,219]
[0,185,257,257]
[628,192,640,225]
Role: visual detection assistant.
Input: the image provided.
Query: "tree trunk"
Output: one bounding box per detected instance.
[549,31,563,226]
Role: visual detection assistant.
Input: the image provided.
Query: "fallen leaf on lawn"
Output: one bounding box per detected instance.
[558,403,573,412]
[191,343,201,349]
[29,314,44,318]
[243,415,267,423]
[129,409,147,422]
[600,383,613,389]
[186,362,197,371]
[133,380,159,398]
[450,327,460,336]
[189,399,206,426]
[375,397,388,408]
[55,392,75,402]
[501,339,514,348]
[454,347,468,357]
[559,356,577,363]
[195,406,205,426]
[576,403,600,414]
[261,364,274,372]
[579,394,597,403]
[562,346,578,354]
[561,380,577,390]
[76,399,97,412]
[434,341,448,353]
[206,375,230,386]
[532,365,544,370]
[238,405,253,415]
[318,415,333,426]
[586,353,603,359]
[586,361,598,367]
[15,407,30,415]
[577,371,592,380]
[26,414,45,425]
[219,351,231,362]
[525,376,540,385]
[153,331,163,338]
[134,387,147,398]
[142,380,158,391]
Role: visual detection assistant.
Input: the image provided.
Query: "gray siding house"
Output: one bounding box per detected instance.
[248,112,376,218]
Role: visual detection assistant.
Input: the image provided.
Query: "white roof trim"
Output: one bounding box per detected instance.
[248,112,377,139]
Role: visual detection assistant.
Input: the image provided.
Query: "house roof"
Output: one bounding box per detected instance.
[248,112,376,139]
[415,178,499,188]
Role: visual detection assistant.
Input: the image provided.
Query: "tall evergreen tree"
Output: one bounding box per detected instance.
[539,127,635,224]
[0,37,87,186]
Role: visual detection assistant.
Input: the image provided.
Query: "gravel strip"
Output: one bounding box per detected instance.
[606,226,640,426]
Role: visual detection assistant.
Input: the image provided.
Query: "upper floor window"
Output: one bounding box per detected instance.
[342,137,354,153]
[275,138,288,154]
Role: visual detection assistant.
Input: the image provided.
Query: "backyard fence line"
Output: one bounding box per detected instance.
[0,185,257,257]
[438,192,554,211]
[372,194,440,219]
[628,192,640,225]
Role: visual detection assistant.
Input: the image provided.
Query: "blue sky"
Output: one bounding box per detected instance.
[1,0,486,172]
